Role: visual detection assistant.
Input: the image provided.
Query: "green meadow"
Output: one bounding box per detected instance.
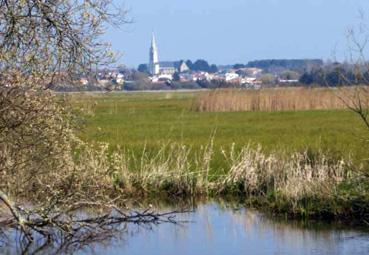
[73,91,368,167]
[65,91,369,218]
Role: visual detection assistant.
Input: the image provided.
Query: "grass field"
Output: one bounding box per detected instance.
[64,90,369,218]
[71,91,368,164]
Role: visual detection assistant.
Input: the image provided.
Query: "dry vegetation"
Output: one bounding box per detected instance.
[51,140,366,218]
[0,1,182,251]
[194,87,369,112]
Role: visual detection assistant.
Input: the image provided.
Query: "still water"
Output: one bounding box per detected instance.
[83,202,369,255]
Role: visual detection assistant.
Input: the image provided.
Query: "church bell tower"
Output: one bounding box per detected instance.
[149,33,160,75]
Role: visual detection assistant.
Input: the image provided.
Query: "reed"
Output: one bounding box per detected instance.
[194,87,363,112]
[6,135,366,218]
[65,141,367,218]
[218,145,354,215]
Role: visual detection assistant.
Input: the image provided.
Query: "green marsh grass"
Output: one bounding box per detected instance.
[70,91,368,168]
[63,91,369,219]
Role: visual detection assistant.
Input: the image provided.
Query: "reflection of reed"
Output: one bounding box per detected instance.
[134,199,359,254]
[223,205,344,254]
[144,200,354,254]
[199,204,215,243]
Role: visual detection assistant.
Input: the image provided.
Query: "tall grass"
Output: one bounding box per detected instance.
[194,87,356,112]
[66,140,367,218]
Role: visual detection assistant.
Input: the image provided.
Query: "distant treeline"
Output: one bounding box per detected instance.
[185,59,218,73]
[299,64,369,86]
[138,59,218,73]
[139,58,325,74]
[234,59,324,71]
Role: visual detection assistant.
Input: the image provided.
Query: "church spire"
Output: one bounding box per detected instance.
[151,33,157,50]
[149,32,160,75]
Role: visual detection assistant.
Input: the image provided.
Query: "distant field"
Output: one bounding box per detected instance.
[69,91,369,168]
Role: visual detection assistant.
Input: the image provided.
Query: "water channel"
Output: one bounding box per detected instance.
[84,202,369,255]
[2,201,369,254]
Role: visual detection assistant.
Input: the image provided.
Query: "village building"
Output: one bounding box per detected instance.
[158,62,177,75]
[148,34,190,81]
[178,61,190,73]
[80,77,89,86]
[149,33,160,75]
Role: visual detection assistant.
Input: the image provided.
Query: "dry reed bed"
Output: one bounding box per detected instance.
[66,141,362,216]
[4,138,366,217]
[195,87,368,112]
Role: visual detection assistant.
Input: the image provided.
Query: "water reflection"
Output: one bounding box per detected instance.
[1,201,369,255]
[90,202,369,255]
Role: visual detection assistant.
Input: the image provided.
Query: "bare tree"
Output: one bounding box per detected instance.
[334,12,369,133]
[0,0,130,85]
[0,0,181,250]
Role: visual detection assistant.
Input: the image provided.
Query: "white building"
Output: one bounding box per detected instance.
[80,78,89,86]
[149,33,160,75]
[278,79,299,84]
[222,72,239,82]
[115,73,125,85]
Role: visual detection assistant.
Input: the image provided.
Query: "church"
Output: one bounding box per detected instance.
[149,33,160,75]
[148,33,189,77]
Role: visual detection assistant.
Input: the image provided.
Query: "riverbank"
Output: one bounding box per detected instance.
[64,140,368,221]
[60,91,369,221]
[6,137,367,221]
[4,90,369,223]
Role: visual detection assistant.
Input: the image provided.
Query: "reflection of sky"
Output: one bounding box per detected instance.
[88,203,369,255]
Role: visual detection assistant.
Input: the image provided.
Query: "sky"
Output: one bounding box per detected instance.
[104,0,369,68]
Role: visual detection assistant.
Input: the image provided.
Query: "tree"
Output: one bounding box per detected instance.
[246,59,323,71]
[138,64,149,73]
[280,70,300,80]
[299,72,314,85]
[0,1,176,251]
[173,72,180,81]
[260,73,277,85]
[299,67,326,86]
[132,70,150,81]
[209,64,219,73]
[192,59,210,72]
[233,63,246,69]
[186,60,194,70]
[332,18,369,133]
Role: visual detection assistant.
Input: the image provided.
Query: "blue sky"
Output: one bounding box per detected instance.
[105,0,369,67]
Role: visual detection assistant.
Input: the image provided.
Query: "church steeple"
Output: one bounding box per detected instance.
[151,33,157,51]
[149,33,160,75]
